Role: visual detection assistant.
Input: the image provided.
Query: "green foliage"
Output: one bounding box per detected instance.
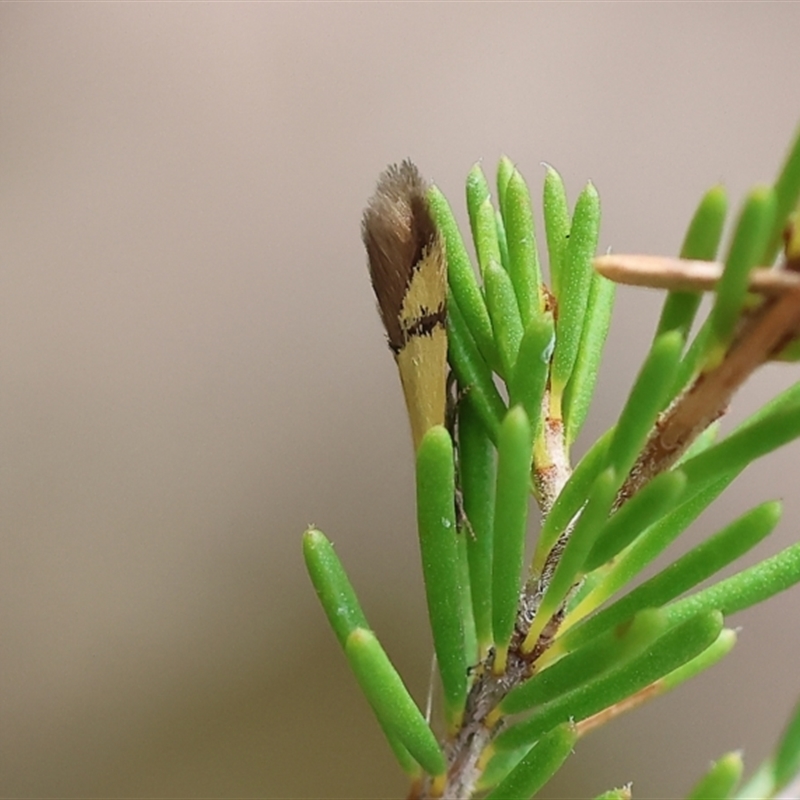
[705,186,776,367]
[467,164,492,260]
[446,298,505,443]
[416,426,467,728]
[583,469,687,572]
[502,165,544,326]
[559,503,781,652]
[593,789,632,800]
[345,628,445,777]
[485,258,524,379]
[563,269,615,444]
[302,528,369,646]
[491,406,534,668]
[774,698,800,791]
[605,330,683,478]
[458,401,496,655]
[500,608,668,715]
[686,752,743,800]
[656,185,727,342]
[524,467,618,650]
[496,611,724,751]
[551,182,601,400]
[429,186,500,371]
[568,471,735,623]
[764,126,800,263]
[680,401,800,497]
[532,426,613,573]
[736,694,800,798]
[510,313,555,445]
[543,164,570,299]
[305,125,800,799]
[484,723,577,800]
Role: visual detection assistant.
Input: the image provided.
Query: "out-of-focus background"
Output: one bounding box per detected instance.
[2,5,800,798]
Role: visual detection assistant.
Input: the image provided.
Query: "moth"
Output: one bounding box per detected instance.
[362,161,448,451]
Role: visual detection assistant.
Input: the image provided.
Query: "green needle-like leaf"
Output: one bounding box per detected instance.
[510,313,555,445]
[447,297,506,444]
[678,422,720,463]
[543,164,570,299]
[456,514,478,668]
[474,197,504,279]
[467,163,492,260]
[484,258,525,379]
[416,426,467,727]
[567,472,736,627]
[458,400,496,655]
[663,539,800,634]
[773,696,800,792]
[563,270,616,445]
[495,208,510,271]
[734,759,774,800]
[584,470,688,573]
[303,527,370,647]
[504,168,544,327]
[657,185,728,340]
[686,752,743,800]
[705,186,776,367]
[605,330,684,480]
[386,737,422,781]
[672,187,774,393]
[485,723,577,800]
[560,502,780,651]
[345,628,446,778]
[476,746,531,793]
[428,186,500,371]
[566,565,607,615]
[492,406,534,671]
[497,155,515,216]
[551,182,601,400]
[594,789,632,800]
[497,611,723,751]
[533,427,614,574]
[525,468,618,651]
[670,315,712,403]
[741,378,800,430]
[502,608,667,715]
[680,401,800,501]
[764,124,800,264]
[660,628,736,693]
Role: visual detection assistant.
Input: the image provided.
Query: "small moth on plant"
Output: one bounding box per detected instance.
[362,160,448,452]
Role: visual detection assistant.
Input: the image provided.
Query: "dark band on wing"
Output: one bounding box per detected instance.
[362,160,441,352]
[388,305,447,355]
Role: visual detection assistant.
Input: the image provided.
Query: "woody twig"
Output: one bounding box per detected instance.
[596,219,800,505]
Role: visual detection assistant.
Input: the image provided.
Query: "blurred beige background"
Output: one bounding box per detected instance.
[2,4,800,798]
